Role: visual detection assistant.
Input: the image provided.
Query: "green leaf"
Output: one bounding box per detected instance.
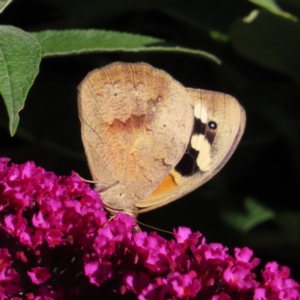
[221,197,275,232]
[249,0,298,21]
[31,29,220,64]
[0,0,12,13]
[230,10,300,79]
[209,30,230,42]
[0,26,41,136]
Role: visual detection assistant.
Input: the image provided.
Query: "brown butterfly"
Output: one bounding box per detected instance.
[78,62,246,218]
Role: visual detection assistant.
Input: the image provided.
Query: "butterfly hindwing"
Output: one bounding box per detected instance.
[137,88,245,212]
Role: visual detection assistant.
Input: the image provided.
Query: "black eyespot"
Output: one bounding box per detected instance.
[208,121,217,130]
[114,93,118,97]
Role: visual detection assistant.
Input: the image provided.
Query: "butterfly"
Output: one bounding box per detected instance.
[78,62,246,218]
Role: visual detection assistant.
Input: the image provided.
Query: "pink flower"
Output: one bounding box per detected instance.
[234,247,260,269]
[32,211,50,229]
[255,262,300,299]
[0,268,20,296]
[133,231,169,273]
[84,260,112,286]
[45,228,64,247]
[19,227,43,249]
[28,267,51,284]
[139,282,169,300]
[125,271,151,294]
[169,271,201,298]
[174,227,201,248]
[4,215,27,236]
[254,287,267,299]
[0,249,12,269]
[0,158,299,299]
[212,292,232,300]
[223,264,256,289]
[203,243,228,262]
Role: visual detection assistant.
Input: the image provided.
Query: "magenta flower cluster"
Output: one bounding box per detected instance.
[0,158,299,299]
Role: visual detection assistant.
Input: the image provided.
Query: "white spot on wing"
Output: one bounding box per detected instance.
[194,103,201,119]
[194,103,208,123]
[200,107,208,123]
[191,134,204,151]
[196,138,211,171]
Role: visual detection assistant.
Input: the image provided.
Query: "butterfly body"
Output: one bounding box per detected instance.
[78,62,246,218]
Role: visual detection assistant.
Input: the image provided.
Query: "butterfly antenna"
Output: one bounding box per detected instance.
[136,220,173,235]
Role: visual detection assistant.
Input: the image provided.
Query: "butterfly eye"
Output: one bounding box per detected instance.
[208,121,217,130]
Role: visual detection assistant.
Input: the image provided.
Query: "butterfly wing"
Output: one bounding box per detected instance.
[136,88,246,212]
[78,62,194,215]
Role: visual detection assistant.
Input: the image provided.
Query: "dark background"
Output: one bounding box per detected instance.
[1,0,300,282]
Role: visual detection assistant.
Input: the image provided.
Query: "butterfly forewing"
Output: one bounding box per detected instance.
[78,62,194,215]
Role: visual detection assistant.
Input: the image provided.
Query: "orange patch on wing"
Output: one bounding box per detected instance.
[149,173,177,197]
